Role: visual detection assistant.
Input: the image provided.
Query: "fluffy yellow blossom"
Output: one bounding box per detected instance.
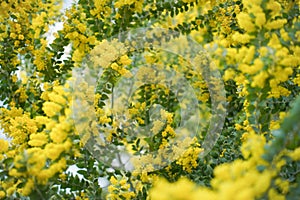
[151,177,219,200]
[36,158,67,184]
[19,179,34,196]
[28,132,48,147]
[280,28,290,41]
[50,122,70,143]
[176,145,203,173]
[107,176,136,200]
[160,109,173,124]
[251,71,269,88]
[42,102,62,117]
[0,191,5,198]
[72,49,86,63]
[151,120,165,135]
[48,92,67,105]
[162,125,175,138]
[232,32,253,44]
[35,116,51,126]
[45,142,67,161]
[119,55,132,66]
[236,12,255,32]
[268,33,281,49]
[288,147,300,161]
[266,19,287,30]
[243,46,255,64]
[268,188,285,200]
[293,74,300,86]
[255,13,266,28]
[91,39,127,68]
[0,139,9,153]
[280,56,300,67]
[269,85,291,98]
[239,59,264,75]
[266,0,282,17]
[90,0,111,19]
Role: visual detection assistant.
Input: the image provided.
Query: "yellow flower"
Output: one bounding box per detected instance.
[234,188,254,200]
[151,120,165,135]
[280,28,290,41]
[119,55,131,66]
[253,171,272,194]
[28,132,48,147]
[160,109,173,124]
[42,102,62,117]
[293,74,300,86]
[91,39,126,68]
[72,49,85,63]
[36,158,67,184]
[50,122,69,143]
[77,23,86,33]
[48,92,67,105]
[266,0,282,17]
[255,13,266,28]
[252,59,264,72]
[176,140,203,173]
[270,120,280,130]
[268,33,281,49]
[45,143,65,160]
[242,46,255,64]
[110,62,119,71]
[232,32,253,44]
[121,191,135,200]
[11,75,18,83]
[266,19,287,30]
[110,176,118,185]
[9,32,17,39]
[6,186,16,196]
[8,168,23,177]
[280,56,299,67]
[251,71,269,88]
[269,86,291,98]
[0,139,9,153]
[99,115,112,124]
[150,177,201,200]
[20,179,34,196]
[18,34,24,40]
[236,12,255,32]
[0,191,5,198]
[268,188,285,200]
[235,123,243,131]
[35,116,50,126]
[288,147,300,161]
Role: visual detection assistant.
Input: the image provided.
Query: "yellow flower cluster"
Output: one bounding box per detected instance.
[150,178,211,200]
[211,0,299,108]
[114,0,144,13]
[90,39,128,68]
[90,0,112,19]
[0,0,298,199]
[0,107,37,145]
[0,139,9,155]
[107,176,135,200]
[151,131,300,199]
[159,109,176,148]
[0,0,62,81]
[110,55,132,77]
[175,138,203,173]
[0,82,74,197]
[64,6,97,63]
[140,4,299,198]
